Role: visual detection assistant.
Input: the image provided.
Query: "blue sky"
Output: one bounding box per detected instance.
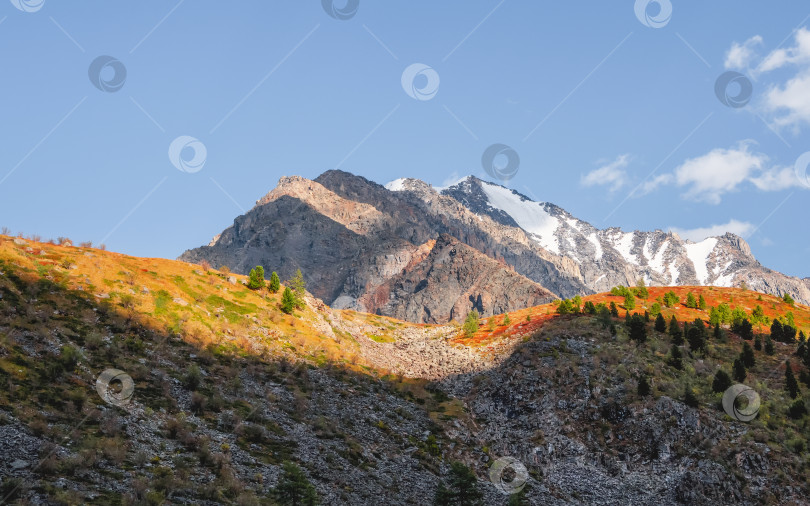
[1,1,808,278]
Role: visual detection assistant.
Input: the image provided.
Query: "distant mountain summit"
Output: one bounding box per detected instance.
[436,176,808,301]
[180,171,809,322]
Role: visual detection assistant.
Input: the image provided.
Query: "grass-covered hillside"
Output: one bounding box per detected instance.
[1,234,809,505]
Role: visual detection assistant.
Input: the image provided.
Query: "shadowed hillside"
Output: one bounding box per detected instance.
[1,235,810,504]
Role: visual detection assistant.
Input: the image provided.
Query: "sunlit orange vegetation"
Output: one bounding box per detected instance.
[0,234,386,371]
[456,285,810,347]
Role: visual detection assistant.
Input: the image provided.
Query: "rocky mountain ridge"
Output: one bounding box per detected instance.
[180,171,809,324]
[432,176,809,304]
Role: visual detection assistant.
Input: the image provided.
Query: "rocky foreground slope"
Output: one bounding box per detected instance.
[181,171,809,324]
[2,236,810,504]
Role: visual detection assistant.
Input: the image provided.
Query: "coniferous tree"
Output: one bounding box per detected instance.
[800,369,810,389]
[751,305,765,324]
[712,369,732,393]
[434,462,483,506]
[771,320,784,343]
[624,292,636,310]
[688,327,705,353]
[597,305,612,329]
[714,323,723,341]
[709,306,720,326]
[788,399,808,419]
[247,265,265,290]
[692,318,706,337]
[670,316,684,346]
[556,299,573,315]
[463,310,480,338]
[685,292,698,309]
[783,324,797,343]
[281,287,296,315]
[765,336,775,356]
[754,336,762,351]
[732,318,754,340]
[638,375,651,397]
[629,314,647,344]
[654,313,667,333]
[783,293,795,306]
[741,342,755,368]
[698,294,707,310]
[799,330,807,345]
[785,361,800,399]
[732,358,747,382]
[269,271,281,293]
[663,291,680,307]
[667,345,683,370]
[287,269,307,308]
[273,461,318,506]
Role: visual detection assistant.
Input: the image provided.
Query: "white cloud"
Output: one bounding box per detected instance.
[764,72,810,130]
[581,154,630,192]
[670,219,755,242]
[757,28,810,72]
[637,173,673,196]
[673,142,766,204]
[749,166,801,191]
[635,142,807,204]
[725,35,762,70]
[721,28,810,130]
[754,28,810,130]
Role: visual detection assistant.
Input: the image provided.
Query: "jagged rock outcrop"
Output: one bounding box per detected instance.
[370,234,554,323]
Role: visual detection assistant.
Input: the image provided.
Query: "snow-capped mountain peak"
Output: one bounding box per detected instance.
[440,176,807,301]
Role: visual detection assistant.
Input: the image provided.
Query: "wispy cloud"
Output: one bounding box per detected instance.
[725,35,763,70]
[640,141,804,204]
[726,27,810,131]
[581,154,631,192]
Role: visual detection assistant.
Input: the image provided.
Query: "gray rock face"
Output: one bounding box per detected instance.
[374,234,554,323]
[180,172,580,322]
[179,172,809,324]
